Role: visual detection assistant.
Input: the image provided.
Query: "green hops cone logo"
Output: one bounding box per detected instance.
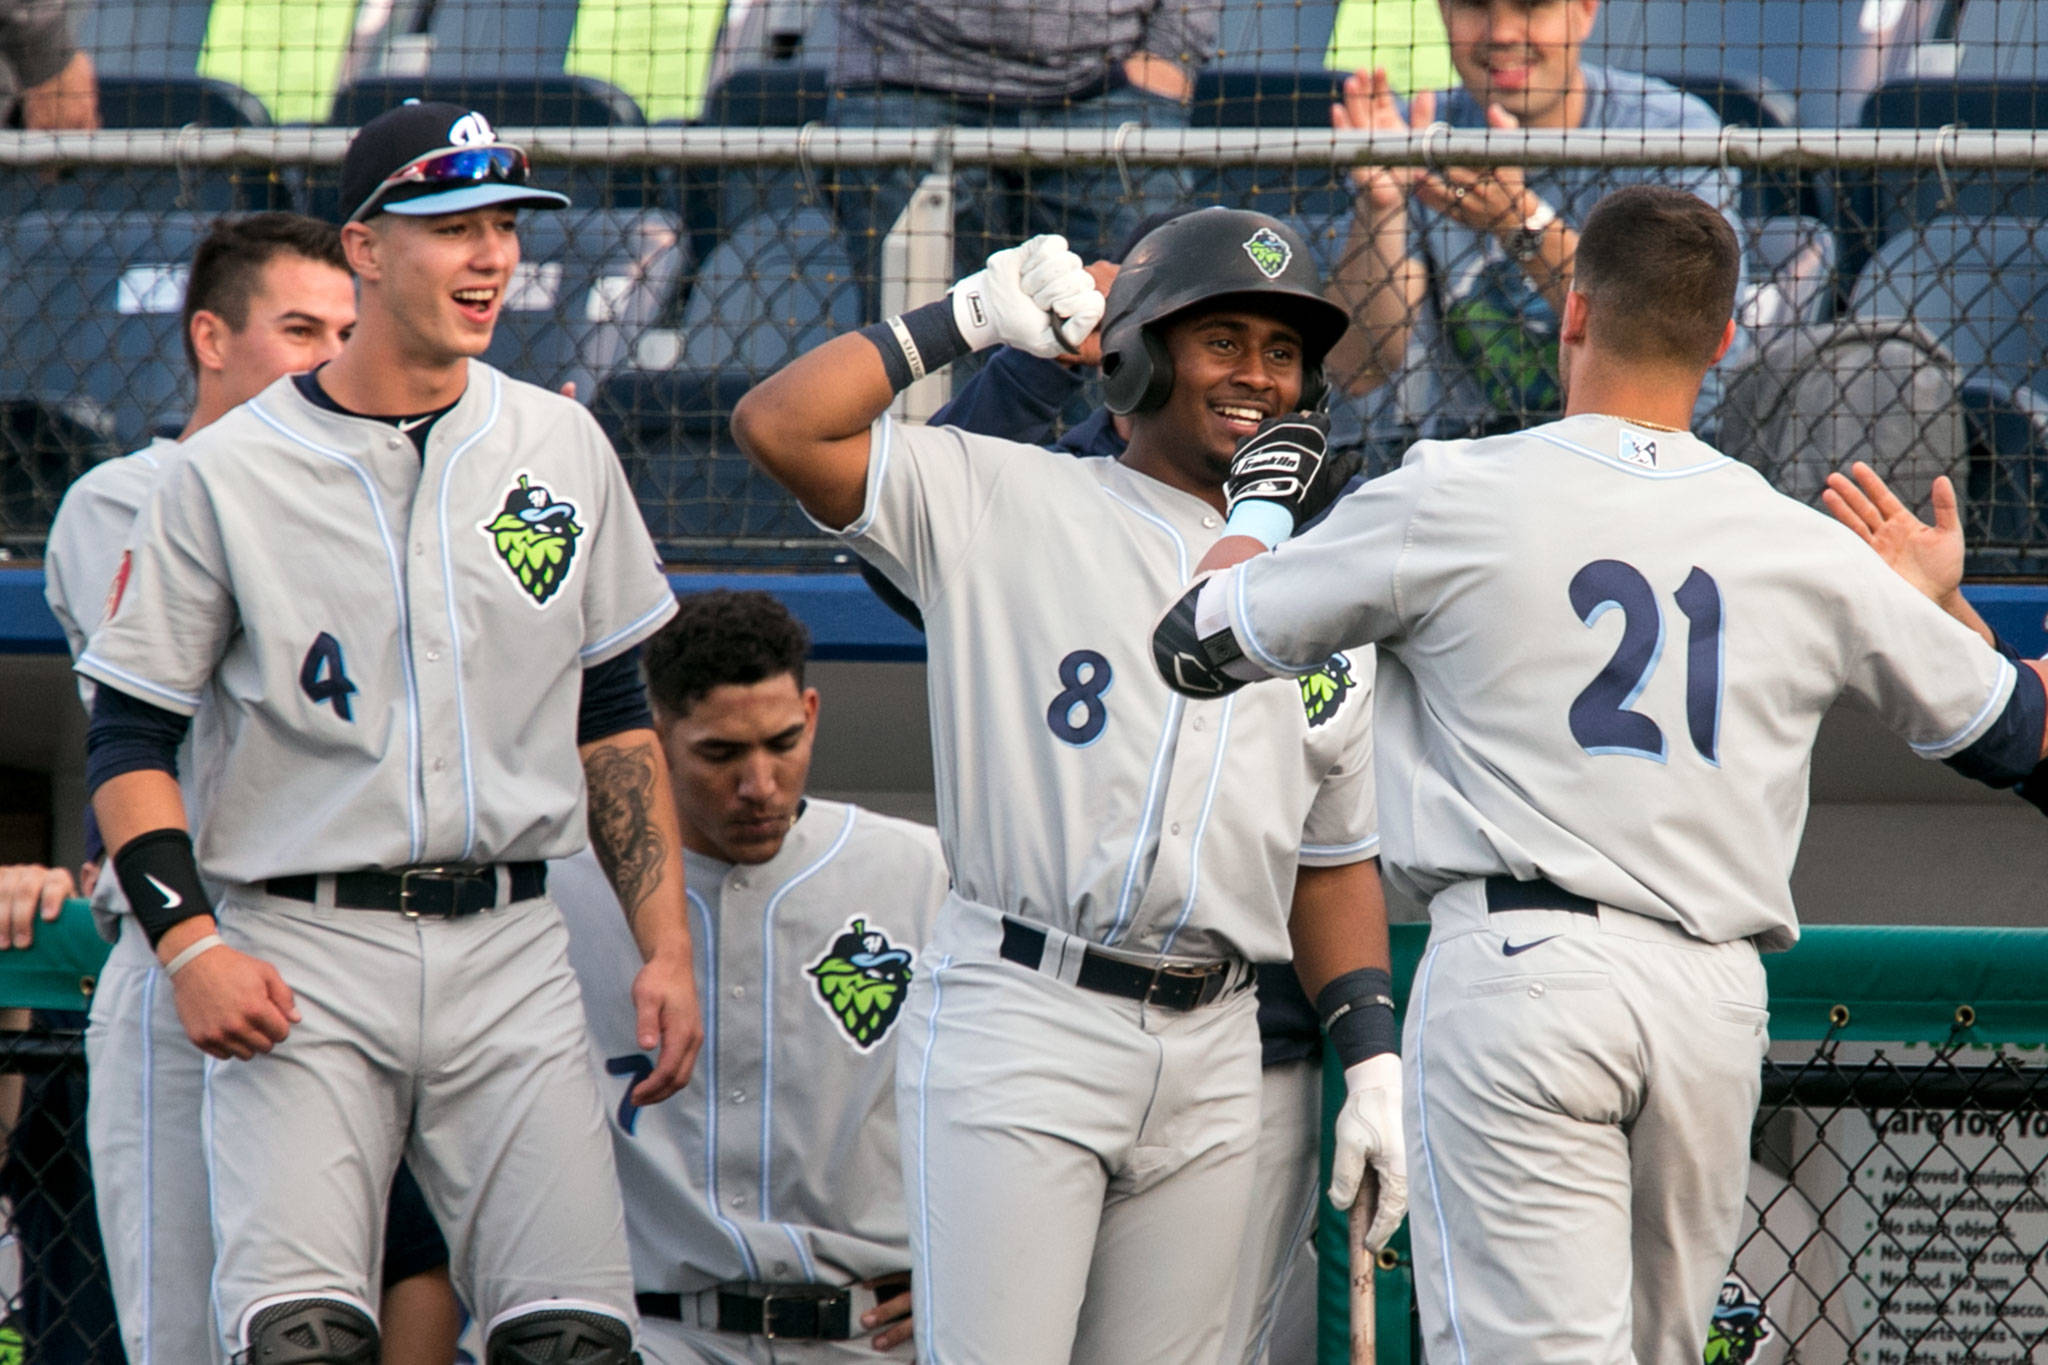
[1702,1276,1770,1363]
[1242,226,1293,279]
[482,473,583,605]
[1301,652,1355,728]
[807,918,914,1050]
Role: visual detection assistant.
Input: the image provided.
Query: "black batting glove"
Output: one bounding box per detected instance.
[1223,412,1356,536]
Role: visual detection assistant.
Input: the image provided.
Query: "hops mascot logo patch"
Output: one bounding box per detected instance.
[1300,652,1355,728]
[1702,1276,1771,1363]
[1242,227,1293,279]
[482,473,582,605]
[808,918,914,1050]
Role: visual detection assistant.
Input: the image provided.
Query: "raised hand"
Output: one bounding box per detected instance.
[1823,462,1965,607]
[1331,70,1433,212]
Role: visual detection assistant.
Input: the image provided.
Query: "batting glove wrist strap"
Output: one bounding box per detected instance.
[1224,413,1349,534]
[1317,966,1397,1068]
[113,828,212,949]
[859,298,972,394]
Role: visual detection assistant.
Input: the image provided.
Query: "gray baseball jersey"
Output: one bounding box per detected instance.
[1199,413,2015,950]
[554,801,949,1301]
[77,361,676,885]
[823,415,1378,964]
[45,438,176,710]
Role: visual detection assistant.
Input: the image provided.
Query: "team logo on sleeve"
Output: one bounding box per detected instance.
[1300,652,1355,728]
[1242,227,1293,279]
[1702,1276,1771,1364]
[480,473,583,606]
[102,550,132,621]
[807,918,915,1050]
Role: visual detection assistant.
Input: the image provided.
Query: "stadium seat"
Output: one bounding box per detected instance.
[1217,0,1340,70]
[676,208,860,375]
[1952,0,2048,80]
[3,74,283,216]
[1844,79,2048,280]
[677,66,834,270]
[484,208,688,399]
[324,74,653,213]
[1189,68,1351,228]
[424,0,583,74]
[1585,0,1934,129]
[1648,72,1820,222]
[0,398,117,547]
[1849,216,2048,399]
[1741,215,1836,333]
[76,0,214,76]
[1962,378,2048,563]
[591,368,839,559]
[0,211,212,450]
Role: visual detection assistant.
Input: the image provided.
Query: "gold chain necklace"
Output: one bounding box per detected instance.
[1584,412,1688,434]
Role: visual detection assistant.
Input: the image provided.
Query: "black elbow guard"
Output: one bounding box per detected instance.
[1945,659,2048,789]
[1152,583,1248,698]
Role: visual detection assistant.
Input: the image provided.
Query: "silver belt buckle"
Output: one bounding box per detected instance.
[397,865,489,918]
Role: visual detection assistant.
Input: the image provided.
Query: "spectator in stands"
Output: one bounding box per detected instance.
[827,0,1214,313]
[1323,0,1742,439]
[4,0,94,129]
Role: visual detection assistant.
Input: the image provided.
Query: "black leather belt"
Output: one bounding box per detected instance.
[1484,875,1598,916]
[635,1281,907,1339]
[999,917,1247,1011]
[265,862,546,917]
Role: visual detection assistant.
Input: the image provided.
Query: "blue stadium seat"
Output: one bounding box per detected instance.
[0,398,118,546]
[676,208,859,374]
[1962,378,2048,564]
[1742,214,1836,332]
[324,74,653,212]
[1216,0,1339,68]
[591,369,839,560]
[75,0,213,76]
[1189,68,1351,228]
[5,74,283,215]
[1845,79,2048,279]
[423,0,583,74]
[1953,0,2048,80]
[1849,217,2048,399]
[0,211,212,449]
[483,208,688,399]
[1648,72,1820,222]
[677,66,834,269]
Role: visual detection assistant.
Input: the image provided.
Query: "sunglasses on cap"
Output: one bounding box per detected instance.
[348,144,534,223]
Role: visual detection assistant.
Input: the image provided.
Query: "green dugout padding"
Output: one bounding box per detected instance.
[1316,923,2048,1365]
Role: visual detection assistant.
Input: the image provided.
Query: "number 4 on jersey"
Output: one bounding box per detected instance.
[299,632,358,722]
[1568,560,1723,765]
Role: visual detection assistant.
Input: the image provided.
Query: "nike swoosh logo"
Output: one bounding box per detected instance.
[1502,935,1558,957]
[394,415,430,432]
[143,874,183,911]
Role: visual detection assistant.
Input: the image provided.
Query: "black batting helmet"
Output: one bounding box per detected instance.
[1099,208,1350,416]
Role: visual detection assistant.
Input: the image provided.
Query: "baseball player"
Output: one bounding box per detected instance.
[75,103,699,1365]
[1149,185,2048,1364]
[555,589,949,1364]
[734,208,1405,1365]
[42,213,478,1365]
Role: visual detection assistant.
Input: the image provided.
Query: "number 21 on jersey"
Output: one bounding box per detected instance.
[1568,559,1723,765]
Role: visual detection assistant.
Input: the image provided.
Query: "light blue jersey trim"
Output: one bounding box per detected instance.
[1412,946,1471,1365]
[580,596,675,664]
[910,954,953,1365]
[1159,694,1235,957]
[1529,429,1732,480]
[1098,486,1188,948]
[76,655,202,712]
[1910,657,2018,757]
[200,1056,227,1354]
[816,412,892,540]
[247,397,427,862]
[138,967,158,1364]
[1302,832,1382,859]
[1230,565,1320,678]
[687,887,760,1279]
[436,369,502,860]
[758,807,858,1218]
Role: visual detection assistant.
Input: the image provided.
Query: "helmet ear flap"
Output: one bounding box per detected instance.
[1130,329,1176,414]
[1102,326,1177,415]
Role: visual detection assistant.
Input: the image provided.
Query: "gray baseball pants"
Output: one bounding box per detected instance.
[203,886,638,1355]
[1224,1056,1323,1365]
[895,898,1263,1365]
[1405,881,1769,1365]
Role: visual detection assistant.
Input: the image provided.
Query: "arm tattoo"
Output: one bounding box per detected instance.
[585,740,666,920]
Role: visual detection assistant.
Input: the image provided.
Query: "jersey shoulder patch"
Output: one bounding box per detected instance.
[806,916,915,1051]
[480,471,585,606]
[1299,652,1357,728]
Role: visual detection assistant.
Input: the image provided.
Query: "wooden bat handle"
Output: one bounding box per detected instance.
[1349,1167,1379,1364]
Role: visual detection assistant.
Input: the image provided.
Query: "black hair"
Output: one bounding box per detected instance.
[644,590,811,717]
[181,212,349,374]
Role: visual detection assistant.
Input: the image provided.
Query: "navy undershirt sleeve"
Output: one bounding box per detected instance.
[85,685,191,793]
[1944,656,2048,789]
[578,646,654,746]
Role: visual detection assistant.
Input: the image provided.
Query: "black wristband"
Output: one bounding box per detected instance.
[113,828,212,949]
[1317,966,1397,1068]
[858,298,974,393]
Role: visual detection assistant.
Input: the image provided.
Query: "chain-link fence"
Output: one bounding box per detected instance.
[0,1,2043,568]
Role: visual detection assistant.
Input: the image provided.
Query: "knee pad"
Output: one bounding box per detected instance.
[486,1303,637,1365]
[241,1296,380,1364]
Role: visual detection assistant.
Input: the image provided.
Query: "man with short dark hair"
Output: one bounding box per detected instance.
[78,103,697,1365]
[1153,184,2048,1364]
[556,589,947,1363]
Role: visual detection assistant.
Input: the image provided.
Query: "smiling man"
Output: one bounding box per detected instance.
[77,104,697,1365]
[1324,0,1743,439]
[554,589,950,1364]
[734,209,1404,1365]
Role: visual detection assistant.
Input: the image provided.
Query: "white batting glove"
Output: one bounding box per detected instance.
[952,235,1106,359]
[1329,1053,1408,1251]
